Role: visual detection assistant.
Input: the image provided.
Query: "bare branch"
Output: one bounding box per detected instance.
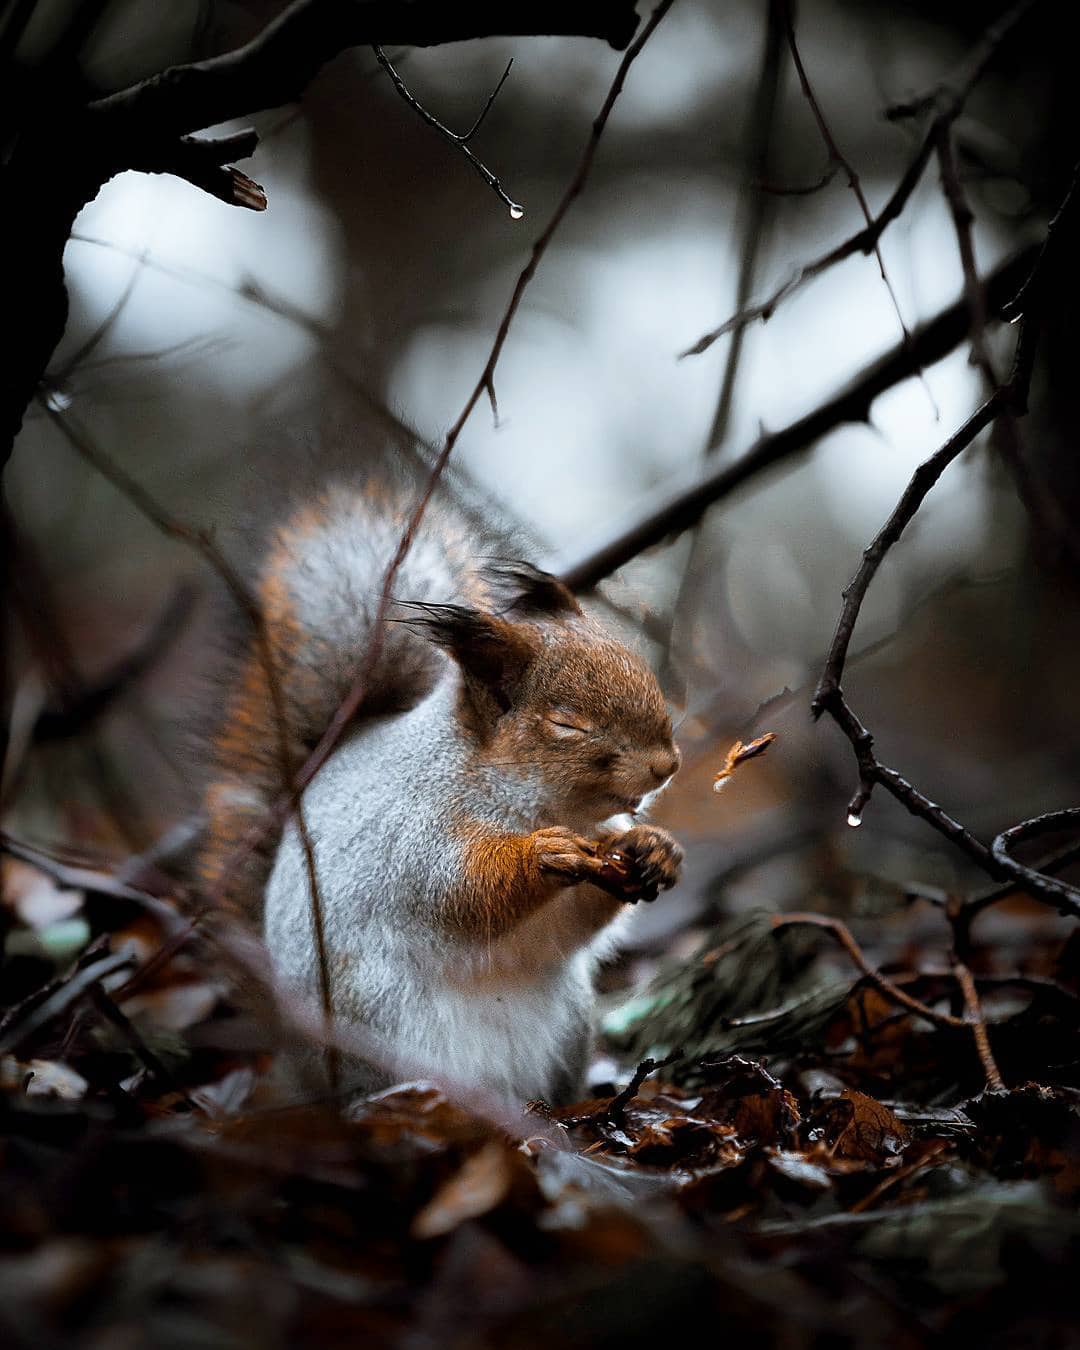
[87,2,639,137]
[561,245,1036,590]
[680,129,934,358]
[991,811,1080,917]
[372,47,522,217]
[810,392,1003,717]
[3,0,640,460]
[681,0,1035,360]
[780,0,918,364]
[884,0,1042,123]
[813,168,1078,719]
[806,166,1080,913]
[770,913,966,1030]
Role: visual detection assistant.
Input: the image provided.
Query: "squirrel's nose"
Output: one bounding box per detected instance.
[649,749,680,783]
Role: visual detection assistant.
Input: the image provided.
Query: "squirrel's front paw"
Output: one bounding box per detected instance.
[531,826,603,883]
[601,824,683,903]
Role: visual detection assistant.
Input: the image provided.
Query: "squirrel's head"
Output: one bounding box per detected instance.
[400,563,680,822]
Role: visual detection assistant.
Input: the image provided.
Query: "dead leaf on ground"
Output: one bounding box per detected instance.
[411,1142,514,1238]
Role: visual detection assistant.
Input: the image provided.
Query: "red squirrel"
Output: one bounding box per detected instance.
[199,475,682,1104]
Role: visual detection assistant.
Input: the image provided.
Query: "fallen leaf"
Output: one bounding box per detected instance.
[411,1143,512,1239]
[828,1090,910,1162]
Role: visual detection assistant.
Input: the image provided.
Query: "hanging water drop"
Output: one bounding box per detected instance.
[846,811,862,828]
[44,387,72,412]
[508,203,524,220]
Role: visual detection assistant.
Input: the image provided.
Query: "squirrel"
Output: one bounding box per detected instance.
[198,472,683,1105]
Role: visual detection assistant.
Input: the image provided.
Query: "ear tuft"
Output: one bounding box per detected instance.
[482,559,581,618]
[394,602,538,712]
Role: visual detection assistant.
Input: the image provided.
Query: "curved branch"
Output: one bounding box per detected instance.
[991,811,1080,917]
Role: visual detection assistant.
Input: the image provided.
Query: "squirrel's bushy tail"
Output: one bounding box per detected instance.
[198,477,497,917]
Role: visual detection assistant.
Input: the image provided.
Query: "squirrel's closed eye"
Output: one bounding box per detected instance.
[545,712,592,737]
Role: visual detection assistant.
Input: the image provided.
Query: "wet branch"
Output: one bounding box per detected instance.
[809,167,1079,910]
[372,47,522,217]
[2,0,640,461]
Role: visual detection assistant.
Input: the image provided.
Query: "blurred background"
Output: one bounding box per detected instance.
[4,0,1079,943]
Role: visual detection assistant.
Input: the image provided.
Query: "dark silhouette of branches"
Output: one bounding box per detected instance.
[2,0,641,460]
[883,0,1042,124]
[991,811,1080,917]
[681,0,1037,359]
[771,913,1006,1093]
[372,47,522,217]
[810,167,1080,910]
[561,245,1036,591]
[780,0,916,362]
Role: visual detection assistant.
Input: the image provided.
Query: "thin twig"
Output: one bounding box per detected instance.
[681,0,1034,359]
[811,392,1004,717]
[811,169,1073,704]
[807,168,1080,908]
[561,245,1036,590]
[0,951,133,1056]
[935,122,1080,565]
[941,837,1080,949]
[884,0,1042,123]
[951,959,1006,1092]
[372,46,522,218]
[39,400,338,1085]
[780,0,923,386]
[771,913,967,1030]
[757,162,839,197]
[680,135,933,357]
[88,982,202,1109]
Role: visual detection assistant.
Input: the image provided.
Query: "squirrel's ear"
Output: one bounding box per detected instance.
[482,559,582,618]
[396,603,538,712]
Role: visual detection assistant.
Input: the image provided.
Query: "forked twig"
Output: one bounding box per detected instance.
[808,167,1080,913]
[780,0,920,376]
[681,0,1037,359]
[373,46,523,218]
[770,913,966,1031]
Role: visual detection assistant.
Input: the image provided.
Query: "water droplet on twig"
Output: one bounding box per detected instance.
[846,811,862,828]
[508,203,524,220]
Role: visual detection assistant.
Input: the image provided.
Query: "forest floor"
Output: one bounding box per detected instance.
[1,836,1078,1349]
